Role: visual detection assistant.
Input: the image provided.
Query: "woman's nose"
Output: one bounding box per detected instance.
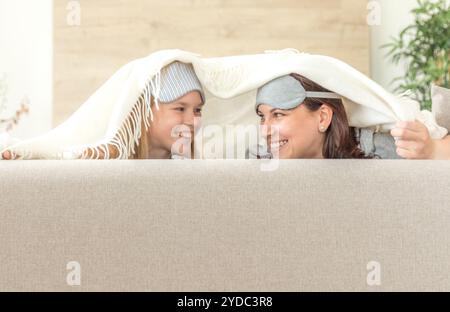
[261,120,272,138]
[261,122,281,142]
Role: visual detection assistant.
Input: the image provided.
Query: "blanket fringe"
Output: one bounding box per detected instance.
[79,70,162,159]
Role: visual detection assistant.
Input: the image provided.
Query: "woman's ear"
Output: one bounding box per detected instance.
[318,104,333,133]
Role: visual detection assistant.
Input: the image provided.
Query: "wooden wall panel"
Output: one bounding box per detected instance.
[54,0,369,125]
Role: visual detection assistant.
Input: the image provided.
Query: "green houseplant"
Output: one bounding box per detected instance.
[384,0,450,110]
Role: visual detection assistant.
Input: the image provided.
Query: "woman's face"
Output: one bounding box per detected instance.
[256,104,327,159]
[148,91,203,157]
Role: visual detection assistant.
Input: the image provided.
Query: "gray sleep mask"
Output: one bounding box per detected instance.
[255,75,341,110]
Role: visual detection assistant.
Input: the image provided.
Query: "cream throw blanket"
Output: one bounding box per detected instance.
[2,48,448,159]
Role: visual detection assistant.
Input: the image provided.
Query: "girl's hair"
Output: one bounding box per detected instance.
[130,99,153,159]
[290,73,372,159]
[130,118,150,159]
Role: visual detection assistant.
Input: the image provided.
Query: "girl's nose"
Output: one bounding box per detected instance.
[183,110,196,127]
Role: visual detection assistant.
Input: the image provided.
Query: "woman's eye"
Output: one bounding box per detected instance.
[174,107,185,112]
[194,108,202,114]
[273,112,284,118]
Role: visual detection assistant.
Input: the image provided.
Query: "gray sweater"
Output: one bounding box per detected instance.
[355,127,401,159]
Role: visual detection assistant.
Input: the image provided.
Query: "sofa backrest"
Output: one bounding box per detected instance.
[1,160,450,291]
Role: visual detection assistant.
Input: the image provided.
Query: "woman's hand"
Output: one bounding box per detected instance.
[390,120,449,159]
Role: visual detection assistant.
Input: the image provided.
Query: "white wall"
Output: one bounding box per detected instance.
[0,0,53,140]
[369,0,418,92]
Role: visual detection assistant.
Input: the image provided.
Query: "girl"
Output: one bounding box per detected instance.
[2,61,205,160]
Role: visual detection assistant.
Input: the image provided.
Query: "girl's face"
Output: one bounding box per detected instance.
[256,104,326,159]
[148,91,203,158]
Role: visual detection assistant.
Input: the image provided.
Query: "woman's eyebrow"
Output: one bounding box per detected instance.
[176,101,204,106]
[271,108,291,113]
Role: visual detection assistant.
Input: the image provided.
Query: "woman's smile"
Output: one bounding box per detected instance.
[269,139,289,153]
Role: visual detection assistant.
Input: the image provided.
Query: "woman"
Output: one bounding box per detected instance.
[255,73,370,159]
[2,61,205,160]
[255,73,450,159]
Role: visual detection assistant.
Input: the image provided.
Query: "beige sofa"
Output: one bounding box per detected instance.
[1,159,450,291]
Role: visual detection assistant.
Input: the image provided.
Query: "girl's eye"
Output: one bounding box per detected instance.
[175,107,185,112]
[194,108,202,114]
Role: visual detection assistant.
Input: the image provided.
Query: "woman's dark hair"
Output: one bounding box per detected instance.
[290,73,372,159]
